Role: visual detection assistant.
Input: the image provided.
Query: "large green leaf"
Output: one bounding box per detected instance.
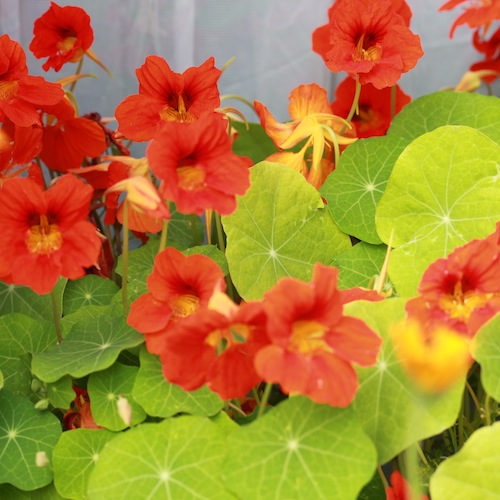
[222,396,376,500]
[223,161,351,299]
[132,347,223,418]
[0,391,62,491]
[388,91,500,144]
[87,363,146,430]
[346,299,465,464]
[430,422,500,499]
[0,482,64,499]
[63,275,119,316]
[231,120,279,164]
[321,136,407,244]
[87,417,232,499]
[376,125,500,296]
[31,315,144,383]
[471,313,500,402]
[52,429,117,500]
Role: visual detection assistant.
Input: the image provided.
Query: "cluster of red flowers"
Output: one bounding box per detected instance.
[128,247,383,407]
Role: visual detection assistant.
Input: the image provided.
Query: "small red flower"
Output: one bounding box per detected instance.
[254,264,382,407]
[0,34,64,127]
[386,471,430,500]
[147,112,252,215]
[63,388,101,430]
[115,56,222,141]
[0,174,101,294]
[406,223,500,337]
[127,247,225,356]
[470,26,500,83]
[331,77,411,137]
[29,2,94,72]
[160,292,269,400]
[312,0,423,88]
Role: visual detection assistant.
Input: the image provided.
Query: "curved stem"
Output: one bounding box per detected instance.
[485,394,492,426]
[121,199,130,313]
[215,212,226,253]
[50,288,63,344]
[377,466,389,490]
[257,383,273,419]
[340,76,361,134]
[69,58,84,93]
[159,218,169,253]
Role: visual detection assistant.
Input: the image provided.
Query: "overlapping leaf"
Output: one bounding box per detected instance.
[63,275,119,315]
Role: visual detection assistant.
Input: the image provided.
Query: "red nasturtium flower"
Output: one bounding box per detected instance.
[63,388,101,430]
[312,0,423,88]
[160,290,269,400]
[147,112,252,215]
[115,56,222,141]
[386,470,430,500]
[127,246,225,356]
[331,77,411,137]
[0,174,101,294]
[29,2,94,72]
[439,0,500,38]
[406,223,500,337]
[470,26,500,83]
[254,264,383,407]
[0,34,64,127]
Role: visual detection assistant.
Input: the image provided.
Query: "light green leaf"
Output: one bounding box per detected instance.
[52,429,116,500]
[87,363,146,430]
[223,161,351,300]
[61,304,115,337]
[222,396,376,500]
[132,347,223,418]
[321,136,407,244]
[168,202,204,247]
[388,91,500,144]
[0,391,62,491]
[346,299,464,464]
[87,417,232,499]
[63,275,119,316]
[46,376,75,410]
[231,120,279,163]
[471,314,500,403]
[376,125,500,296]
[430,422,500,499]
[183,245,229,275]
[31,315,144,383]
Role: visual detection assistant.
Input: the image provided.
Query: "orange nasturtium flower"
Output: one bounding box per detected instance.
[391,318,472,393]
[386,470,430,500]
[0,34,64,127]
[0,174,101,294]
[29,2,107,74]
[406,223,500,337]
[127,246,225,356]
[331,76,411,138]
[312,0,423,89]
[254,83,357,189]
[147,112,252,216]
[159,290,270,400]
[254,264,383,408]
[115,56,222,141]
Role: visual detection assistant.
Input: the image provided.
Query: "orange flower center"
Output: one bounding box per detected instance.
[160,94,196,123]
[353,34,382,62]
[205,323,251,355]
[289,320,333,355]
[169,293,200,319]
[26,214,63,255]
[177,165,206,191]
[439,281,493,322]
[0,80,19,100]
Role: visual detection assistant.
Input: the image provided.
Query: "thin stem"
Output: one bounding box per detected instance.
[121,199,130,313]
[466,380,481,414]
[204,210,213,245]
[50,288,63,344]
[404,444,421,500]
[159,218,169,253]
[485,394,492,426]
[215,212,226,253]
[377,466,389,490]
[191,214,201,246]
[228,402,247,417]
[257,383,272,419]
[458,398,465,449]
[415,442,429,466]
[340,76,361,134]
[252,387,261,406]
[69,58,84,93]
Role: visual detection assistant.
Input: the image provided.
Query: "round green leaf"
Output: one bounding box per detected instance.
[0,482,65,499]
[87,417,232,499]
[31,315,144,383]
[52,428,116,500]
[321,136,407,244]
[376,125,500,296]
[222,395,376,500]
[0,391,62,490]
[430,422,500,499]
[87,363,146,430]
[471,314,500,403]
[63,275,119,316]
[132,347,223,418]
[346,299,465,464]
[46,376,75,409]
[223,161,351,300]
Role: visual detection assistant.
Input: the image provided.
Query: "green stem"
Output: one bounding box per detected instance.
[191,214,201,246]
[252,387,261,406]
[50,288,63,345]
[215,212,226,253]
[458,398,465,449]
[466,380,481,414]
[415,442,429,466]
[377,466,389,490]
[121,199,130,313]
[340,76,361,134]
[69,58,84,93]
[257,383,272,419]
[485,394,492,426]
[159,219,169,253]
[404,444,421,500]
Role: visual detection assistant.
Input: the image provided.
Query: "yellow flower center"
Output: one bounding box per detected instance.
[205,323,251,355]
[177,165,206,191]
[57,36,77,53]
[169,294,200,319]
[26,214,63,255]
[289,320,333,355]
[160,94,196,123]
[439,281,493,322]
[353,34,382,62]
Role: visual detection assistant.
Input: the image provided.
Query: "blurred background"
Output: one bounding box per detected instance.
[0,0,496,123]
